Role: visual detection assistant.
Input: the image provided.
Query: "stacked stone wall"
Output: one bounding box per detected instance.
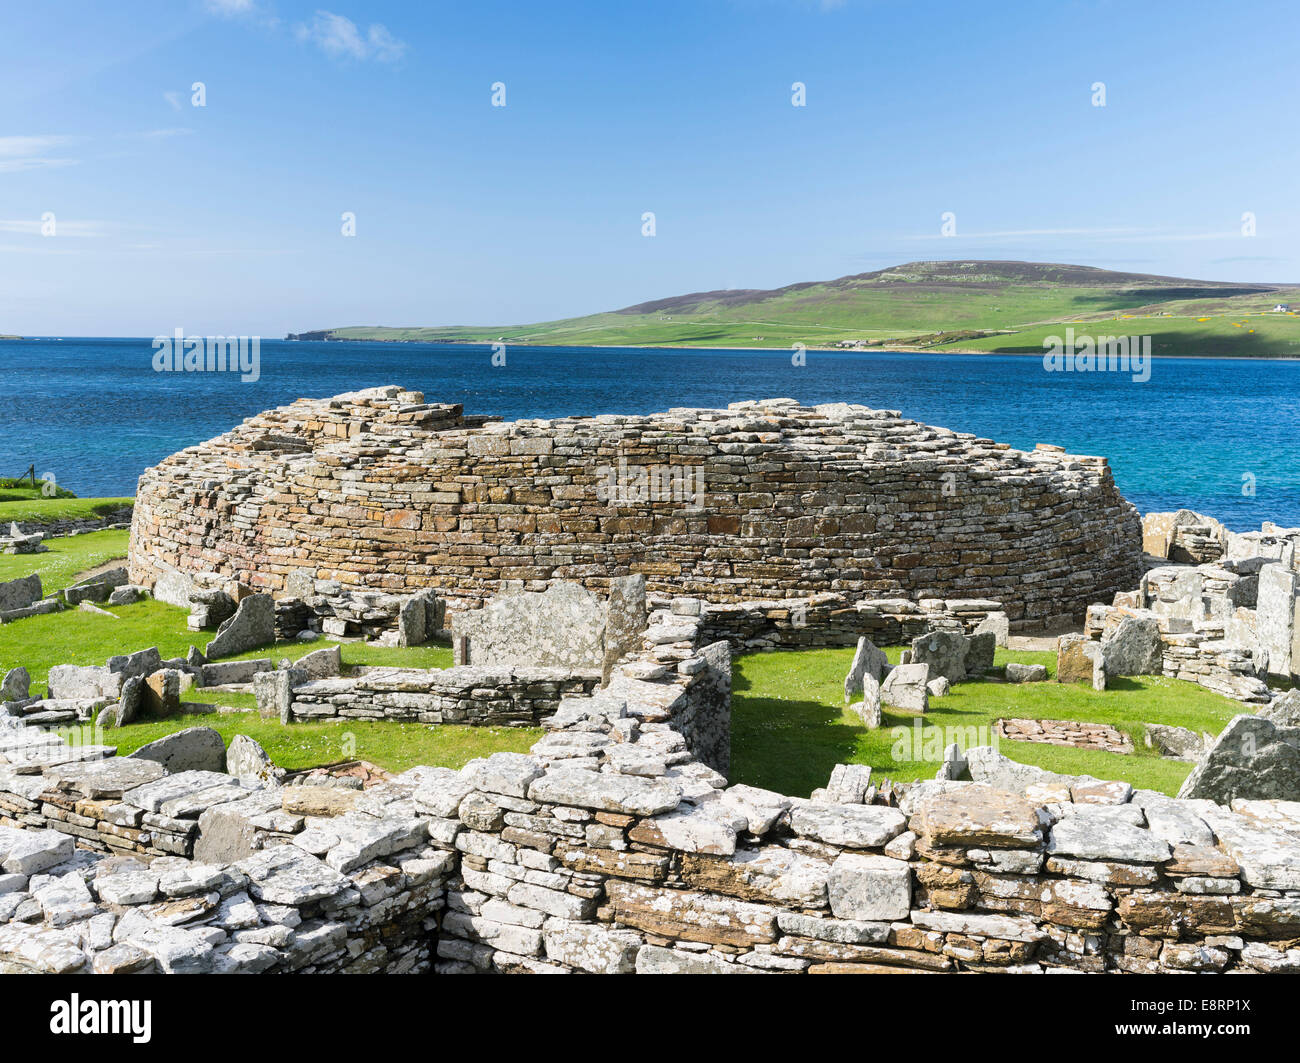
[128,388,1142,630]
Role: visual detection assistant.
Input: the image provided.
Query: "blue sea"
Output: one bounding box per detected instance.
[1,337,1296,531]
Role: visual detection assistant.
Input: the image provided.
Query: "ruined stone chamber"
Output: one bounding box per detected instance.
[128,387,1142,630]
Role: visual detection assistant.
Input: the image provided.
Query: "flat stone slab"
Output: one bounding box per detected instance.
[917,785,1043,849]
[122,770,235,813]
[235,845,353,906]
[528,769,682,817]
[789,803,907,848]
[910,908,1046,942]
[3,743,117,773]
[45,758,166,799]
[0,826,75,876]
[1047,809,1172,864]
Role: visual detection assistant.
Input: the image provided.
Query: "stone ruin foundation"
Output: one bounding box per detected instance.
[4,573,1300,975]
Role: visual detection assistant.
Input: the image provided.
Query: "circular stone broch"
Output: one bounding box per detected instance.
[128,386,1141,627]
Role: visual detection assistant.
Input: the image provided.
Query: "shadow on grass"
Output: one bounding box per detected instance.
[731,695,862,798]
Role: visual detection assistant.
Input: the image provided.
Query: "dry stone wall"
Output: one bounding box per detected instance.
[128,387,1141,630]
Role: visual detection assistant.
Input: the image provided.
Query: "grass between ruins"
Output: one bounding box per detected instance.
[0,528,131,594]
[2,530,1247,791]
[731,646,1242,799]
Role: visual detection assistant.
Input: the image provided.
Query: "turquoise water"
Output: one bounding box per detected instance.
[1,337,1295,530]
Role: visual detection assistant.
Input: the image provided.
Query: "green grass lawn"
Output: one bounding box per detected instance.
[0,494,134,525]
[0,528,131,595]
[58,715,538,774]
[731,646,1244,798]
[0,597,454,696]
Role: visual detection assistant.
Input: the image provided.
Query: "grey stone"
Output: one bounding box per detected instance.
[0,574,42,613]
[542,919,641,973]
[1257,563,1300,680]
[1177,714,1300,803]
[843,637,889,702]
[1101,615,1163,676]
[603,575,648,681]
[253,668,301,723]
[850,672,882,729]
[880,663,929,713]
[126,722,228,774]
[964,631,997,676]
[974,610,1009,647]
[528,769,682,816]
[1144,723,1211,761]
[1005,662,1048,683]
[827,853,911,921]
[205,594,275,659]
[1,667,30,702]
[1047,810,1172,864]
[1260,689,1300,727]
[911,630,968,682]
[789,803,907,847]
[454,581,606,671]
[397,594,427,647]
[226,734,280,787]
[116,675,144,727]
[292,645,341,679]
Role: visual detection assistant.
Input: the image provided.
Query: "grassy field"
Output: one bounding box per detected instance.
[0,494,134,525]
[0,596,454,697]
[58,716,538,774]
[731,645,1243,798]
[297,261,1300,357]
[0,528,130,595]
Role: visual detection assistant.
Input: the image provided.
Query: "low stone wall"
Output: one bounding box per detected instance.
[698,594,1002,651]
[286,667,602,727]
[0,768,455,974]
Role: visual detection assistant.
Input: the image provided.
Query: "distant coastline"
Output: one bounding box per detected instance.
[285,258,1300,360]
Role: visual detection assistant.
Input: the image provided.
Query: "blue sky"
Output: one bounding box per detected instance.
[2,0,1298,336]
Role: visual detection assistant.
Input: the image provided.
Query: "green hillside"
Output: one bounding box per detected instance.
[290,260,1300,356]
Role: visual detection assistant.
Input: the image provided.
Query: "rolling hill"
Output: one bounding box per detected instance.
[288,260,1300,357]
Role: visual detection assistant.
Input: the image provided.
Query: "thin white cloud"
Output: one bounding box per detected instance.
[163,90,184,111]
[135,128,194,139]
[0,135,80,173]
[295,11,407,62]
[204,0,256,15]
[0,135,73,157]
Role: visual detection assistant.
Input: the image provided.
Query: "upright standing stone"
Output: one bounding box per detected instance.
[603,575,648,682]
[1100,616,1162,677]
[963,631,997,676]
[205,594,275,659]
[1257,564,1300,682]
[843,636,889,703]
[911,630,968,683]
[974,611,1009,647]
[881,663,929,713]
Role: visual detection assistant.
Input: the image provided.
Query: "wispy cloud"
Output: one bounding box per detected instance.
[163,90,184,111]
[204,0,256,15]
[0,135,80,173]
[295,10,407,62]
[134,127,194,139]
